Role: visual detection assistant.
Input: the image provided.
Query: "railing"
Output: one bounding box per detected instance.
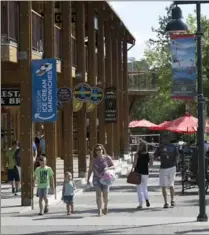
[1,1,19,42]
[128,71,158,90]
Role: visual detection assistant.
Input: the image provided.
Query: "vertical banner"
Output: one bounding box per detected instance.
[32,58,57,122]
[170,34,196,100]
[104,87,117,123]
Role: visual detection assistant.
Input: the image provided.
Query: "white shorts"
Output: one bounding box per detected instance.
[159,166,176,187]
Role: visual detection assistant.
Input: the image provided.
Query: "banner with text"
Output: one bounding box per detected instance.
[104,87,117,123]
[32,58,57,122]
[170,34,196,100]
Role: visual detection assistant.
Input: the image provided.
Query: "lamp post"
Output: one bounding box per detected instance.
[166,1,209,222]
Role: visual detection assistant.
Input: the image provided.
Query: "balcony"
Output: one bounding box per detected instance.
[1,2,62,72]
[128,71,158,96]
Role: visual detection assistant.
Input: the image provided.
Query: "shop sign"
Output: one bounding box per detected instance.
[74,83,92,102]
[1,88,20,106]
[104,87,117,123]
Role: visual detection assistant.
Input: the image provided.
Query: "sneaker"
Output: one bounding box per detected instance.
[146,200,150,207]
[170,201,175,208]
[163,203,169,208]
[137,205,143,209]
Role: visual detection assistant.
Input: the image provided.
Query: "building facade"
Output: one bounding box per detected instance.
[1,1,135,205]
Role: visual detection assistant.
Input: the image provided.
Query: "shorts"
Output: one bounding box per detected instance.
[93,178,109,192]
[37,188,49,198]
[159,166,176,187]
[7,167,20,182]
[64,195,74,204]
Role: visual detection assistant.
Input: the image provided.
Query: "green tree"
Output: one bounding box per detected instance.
[131,5,209,123]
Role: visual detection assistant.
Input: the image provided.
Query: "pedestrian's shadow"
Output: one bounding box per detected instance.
[33,215,84,220]
[175,228,209,234]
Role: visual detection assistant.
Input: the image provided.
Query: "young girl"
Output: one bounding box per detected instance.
[62,172,76,215]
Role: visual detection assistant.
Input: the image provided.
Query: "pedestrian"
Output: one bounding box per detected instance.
[33,155,54,215]
[87,144,115,216]
[154,134,179,208]
[62,172,76,215]
[132,141,152,209]
[6,140,20,195]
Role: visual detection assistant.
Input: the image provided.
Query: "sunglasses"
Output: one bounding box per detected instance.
[95,148,102,151]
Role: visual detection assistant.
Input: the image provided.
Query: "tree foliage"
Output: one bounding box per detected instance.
[131,5,209,124]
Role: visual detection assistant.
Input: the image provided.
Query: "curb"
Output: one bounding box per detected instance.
[19,161,128,213]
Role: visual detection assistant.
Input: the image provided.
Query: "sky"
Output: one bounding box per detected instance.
[110,1,209,60]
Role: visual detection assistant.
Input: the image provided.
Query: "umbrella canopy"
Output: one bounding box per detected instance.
[165,114,197,134]
[129,119,157,128]
[149,120,173,131]
[128,120,139,128]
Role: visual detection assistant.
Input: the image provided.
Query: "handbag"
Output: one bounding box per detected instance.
[127,171,141,185]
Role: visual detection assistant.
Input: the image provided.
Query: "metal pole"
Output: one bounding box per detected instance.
[196,1,208,222]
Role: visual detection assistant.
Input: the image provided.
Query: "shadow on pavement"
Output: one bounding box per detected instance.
[175,228,209,234]
[33,215,84,220]
[179,198,209,207]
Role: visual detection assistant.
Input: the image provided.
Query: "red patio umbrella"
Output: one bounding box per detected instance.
[149,120,173,131]
[165,114,197,134]
[129,119,157,128]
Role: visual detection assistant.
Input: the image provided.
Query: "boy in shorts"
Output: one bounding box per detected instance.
[33,155,54,215]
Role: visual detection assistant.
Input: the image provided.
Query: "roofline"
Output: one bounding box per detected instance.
[105,1,136,44]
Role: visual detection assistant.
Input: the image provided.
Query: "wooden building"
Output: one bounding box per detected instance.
[1,1,137,206]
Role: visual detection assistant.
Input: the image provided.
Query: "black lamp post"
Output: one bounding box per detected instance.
[166,1,209,222]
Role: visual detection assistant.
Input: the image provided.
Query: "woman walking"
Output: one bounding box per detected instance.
[87,144,114,216]
[132,141,153,209]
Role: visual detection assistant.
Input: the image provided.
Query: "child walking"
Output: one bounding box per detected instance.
[33,155,54,215]
[62,172,76,215]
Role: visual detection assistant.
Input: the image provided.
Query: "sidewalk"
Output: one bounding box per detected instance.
[1,157,129,213]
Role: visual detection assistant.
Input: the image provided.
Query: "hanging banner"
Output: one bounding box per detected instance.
[104,87,117,123]
[90,86,104,105]
[170,34,196,100]
[32,58,57,122]
[74,83,92,102]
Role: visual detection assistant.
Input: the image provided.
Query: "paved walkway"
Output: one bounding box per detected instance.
[1,157,128,213]
[2,161,209,234]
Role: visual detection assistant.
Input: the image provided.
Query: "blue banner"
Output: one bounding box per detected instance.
[32,58,57,122]
[170,34,196,100]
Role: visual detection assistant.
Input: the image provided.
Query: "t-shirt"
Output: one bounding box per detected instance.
[154,143,178,169]
[34,166,54,189]
[6,148,16,169]
[93,156,112,180]
[135,152,150,175]
[63,181,75,196]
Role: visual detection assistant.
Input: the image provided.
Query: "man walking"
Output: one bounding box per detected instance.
[154,134,179,208]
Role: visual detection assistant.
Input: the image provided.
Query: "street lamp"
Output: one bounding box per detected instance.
[166,1,209,222]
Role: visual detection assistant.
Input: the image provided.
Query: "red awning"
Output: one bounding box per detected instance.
[149,120,173,131]
[165,114,197,134]
[129,119,157,128]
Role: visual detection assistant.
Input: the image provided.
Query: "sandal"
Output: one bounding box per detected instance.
[97,209,102,216]
[137,205,143,209]
[38,212,43,215]
[103,208,108,215]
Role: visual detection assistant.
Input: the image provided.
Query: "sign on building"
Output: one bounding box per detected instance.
[32,58,57,122]
[104,87,117,123]
[1,88,20,106]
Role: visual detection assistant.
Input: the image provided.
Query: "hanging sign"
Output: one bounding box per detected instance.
[170,34,196,100]
[104,87,117,123]
[32,58,57,122]
[74,83,92,102]
[57,87,72,103]
[86,100,96,112]
[90,86,104,105]
[1,88,20,106]
[73,99,83,112]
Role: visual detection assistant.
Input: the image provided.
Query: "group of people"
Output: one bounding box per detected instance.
[6,132,182,216]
